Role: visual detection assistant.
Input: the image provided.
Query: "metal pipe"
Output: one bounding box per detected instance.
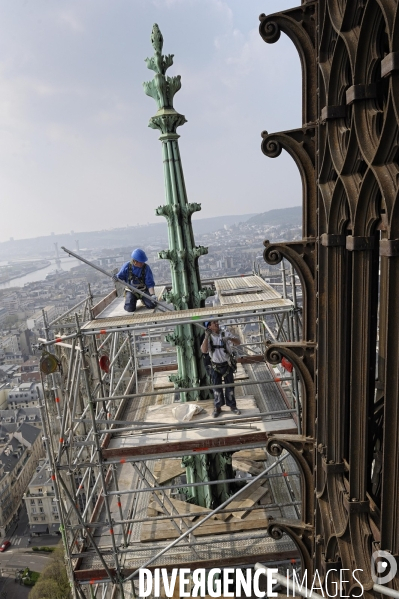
[111,357,132,396]
[124,454,288,581]
[290,263,300,341]
[108,332,117,395]
[112,465,129,548]
[280,259,288,299]
[132,331,139,394]
[39,307,292,345]
[156,271,264,286]
[57,474,116,583]
[133,350,177,358]
[67,499,301,529]
[75,562,302,587]
[91,375,294,403]
[76,306,292,340]
[42,309,62,421]
[74,405,297,433]
[238,319,275,326]
[132,462,200,557]
[373,584,399,599]
[275,312,286,341]
[37,382,75,587]
[90,316,109,417]
[105,468,297,498]
[61,245,174,315]
[99,410,297,437]
[293,367,302,435]
[57,337,77,463]
[274,312,289,342]
[148,327,154,390]
[108,335,129,369]
[71,353,83,425]
[73,315,124,591]
[48,295,97,326]
[98,331,113,351]
[58,436,294,469]
[38,338,79,350]
[280,260,293,342]
[81,472,102,520]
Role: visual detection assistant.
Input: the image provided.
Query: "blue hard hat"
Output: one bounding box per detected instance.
[204,321,211,328]
[131,248,148,262]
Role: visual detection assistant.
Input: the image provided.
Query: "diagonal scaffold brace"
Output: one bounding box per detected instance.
[61,246,206,332]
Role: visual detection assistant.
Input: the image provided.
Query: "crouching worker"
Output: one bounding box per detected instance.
[113,248,156,313]
[201,320,241,418]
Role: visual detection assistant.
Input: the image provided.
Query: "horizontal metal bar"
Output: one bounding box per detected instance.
[38,337,80,350]
[135,351,177,358]
[155,272,277,286]
[72,534,298,556]
[105,469,298,498]
[67,500,301,530]
[101,411,296,435]
[91,376,294,403]
[82,308,292,335]
[40,306,293,344]
[125,455,288,581]
[73,406,297,434]
[58,433,298,469]
[74,554,300,585]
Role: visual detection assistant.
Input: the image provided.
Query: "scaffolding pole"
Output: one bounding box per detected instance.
[38,278,301,598]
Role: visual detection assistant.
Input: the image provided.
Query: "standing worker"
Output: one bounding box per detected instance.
[113,249,157,313]
[201,320,241,418]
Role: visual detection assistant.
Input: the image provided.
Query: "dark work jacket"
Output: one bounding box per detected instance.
[200,333,212,368]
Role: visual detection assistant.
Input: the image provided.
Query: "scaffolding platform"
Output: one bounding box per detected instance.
[102,415,297,462]
[74,538,298,583]
[68,362,299,584]
[39,275,302,596]
[83,276,292,333]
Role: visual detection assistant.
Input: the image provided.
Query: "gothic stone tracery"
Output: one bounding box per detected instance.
[260,1,399,595]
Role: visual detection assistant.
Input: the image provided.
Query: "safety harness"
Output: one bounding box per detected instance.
[208,332,237,373]
[126,262,148,298]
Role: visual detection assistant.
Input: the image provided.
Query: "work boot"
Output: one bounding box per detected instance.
[231,408,241,415]
[213,409,221,418]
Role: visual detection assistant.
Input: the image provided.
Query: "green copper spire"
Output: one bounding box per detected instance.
[143,24,187,132]
[144,23,214,401]
[144,25,233,508]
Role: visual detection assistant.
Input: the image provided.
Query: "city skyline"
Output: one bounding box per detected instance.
[1,0,301,242]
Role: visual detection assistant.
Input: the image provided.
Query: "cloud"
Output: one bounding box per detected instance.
[59,10,85,33]
[0,0,303,243]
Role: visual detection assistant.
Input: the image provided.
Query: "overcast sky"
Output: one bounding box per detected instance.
[0,0,302,242]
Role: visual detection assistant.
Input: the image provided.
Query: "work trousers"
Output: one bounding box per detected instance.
[124,291,155,313]
[210,362,237,411]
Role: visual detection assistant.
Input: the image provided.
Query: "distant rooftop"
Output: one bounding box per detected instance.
[29,461,51,488]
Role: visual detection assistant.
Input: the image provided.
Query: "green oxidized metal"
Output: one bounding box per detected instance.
[143,23,214,403]
[144,24,233,507]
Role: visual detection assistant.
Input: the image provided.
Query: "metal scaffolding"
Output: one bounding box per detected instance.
[36,271,304,599]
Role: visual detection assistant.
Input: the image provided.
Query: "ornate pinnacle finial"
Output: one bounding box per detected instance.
[151,23,163,53]
[143,24,187,134]
[144,24,173,78]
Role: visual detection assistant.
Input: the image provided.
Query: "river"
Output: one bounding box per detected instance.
[0,257,80,290]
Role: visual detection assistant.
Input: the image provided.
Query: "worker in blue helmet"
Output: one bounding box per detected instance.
[113,249,156,312]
